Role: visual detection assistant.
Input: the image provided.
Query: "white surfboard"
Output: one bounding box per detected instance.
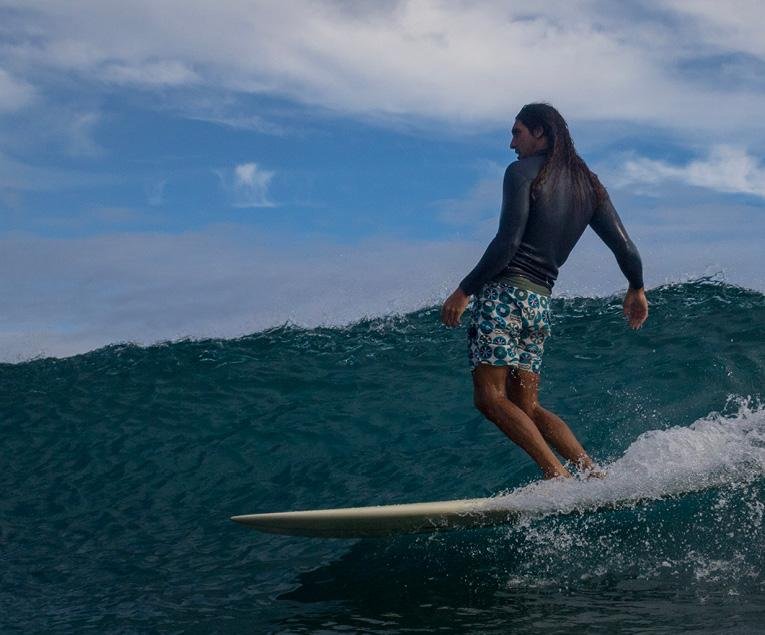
[230,497,519,538]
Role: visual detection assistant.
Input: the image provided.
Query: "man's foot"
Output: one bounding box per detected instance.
[574,456,606,479]
[543,467,572,479]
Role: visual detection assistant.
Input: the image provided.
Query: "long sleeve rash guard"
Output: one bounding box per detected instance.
[458,153,644,296]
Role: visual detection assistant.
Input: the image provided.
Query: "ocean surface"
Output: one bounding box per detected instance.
[2,278,764,634]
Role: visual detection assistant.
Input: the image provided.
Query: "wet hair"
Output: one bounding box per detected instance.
[516,103,605,210]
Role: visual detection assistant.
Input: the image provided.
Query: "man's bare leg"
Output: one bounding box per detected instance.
[506,367,597,471]
[472,365,571,479]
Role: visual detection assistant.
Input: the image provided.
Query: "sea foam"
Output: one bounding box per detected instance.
[488,398,765,517]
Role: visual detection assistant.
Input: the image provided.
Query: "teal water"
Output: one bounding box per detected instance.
[2,279,764,633]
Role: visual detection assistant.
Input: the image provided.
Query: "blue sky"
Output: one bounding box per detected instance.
[1,0,764,359]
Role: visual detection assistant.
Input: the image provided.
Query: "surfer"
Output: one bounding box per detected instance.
[441,103,648,479]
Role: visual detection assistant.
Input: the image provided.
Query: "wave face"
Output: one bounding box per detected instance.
[3,279,764,633]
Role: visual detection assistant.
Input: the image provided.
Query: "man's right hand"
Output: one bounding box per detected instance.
[441,287,471,327]
[623,287,648,329]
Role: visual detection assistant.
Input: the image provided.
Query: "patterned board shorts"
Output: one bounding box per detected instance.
[467,281,552,374]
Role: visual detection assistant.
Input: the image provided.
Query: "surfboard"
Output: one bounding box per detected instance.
[230,497,519,538]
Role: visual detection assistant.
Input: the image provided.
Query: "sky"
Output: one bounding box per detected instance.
[1,0,764,360]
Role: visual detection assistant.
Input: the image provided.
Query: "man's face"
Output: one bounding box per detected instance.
[510,119,545,159]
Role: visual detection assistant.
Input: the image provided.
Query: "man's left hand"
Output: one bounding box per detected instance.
[441,288,470,327]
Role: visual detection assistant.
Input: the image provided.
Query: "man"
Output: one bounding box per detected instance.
[441,103,648,479]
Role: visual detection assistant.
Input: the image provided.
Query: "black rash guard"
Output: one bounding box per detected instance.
[459,152,644,296]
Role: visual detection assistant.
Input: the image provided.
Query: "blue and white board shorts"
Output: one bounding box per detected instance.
[467,281,552,374]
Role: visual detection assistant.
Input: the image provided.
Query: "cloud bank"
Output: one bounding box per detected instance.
[3,1,765,137]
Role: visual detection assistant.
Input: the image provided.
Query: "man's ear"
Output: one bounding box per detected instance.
[532,126,545,139]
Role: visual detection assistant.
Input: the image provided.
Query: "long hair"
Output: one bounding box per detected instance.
[516,103,605,210]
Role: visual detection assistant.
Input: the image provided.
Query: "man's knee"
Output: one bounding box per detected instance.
[473,387,501,418]
[472,365,510,418]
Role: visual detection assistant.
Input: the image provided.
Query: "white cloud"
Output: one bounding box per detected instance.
[0,67,34,112]
[616,146,765,198]
[101,60,199,87]
[665,0,765,58]
[189,113,287,135]
[3,1,765,137]
[231,162,275,207]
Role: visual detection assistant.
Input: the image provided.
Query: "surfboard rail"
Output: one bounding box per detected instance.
[231,497,520,538]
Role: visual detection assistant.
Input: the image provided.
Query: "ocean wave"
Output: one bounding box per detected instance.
[9,276,759,363]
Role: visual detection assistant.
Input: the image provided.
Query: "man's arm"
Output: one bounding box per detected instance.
[589,193,643,289]
[458,164,533,296]
[441,164,531,327]
[589,193,648,329]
